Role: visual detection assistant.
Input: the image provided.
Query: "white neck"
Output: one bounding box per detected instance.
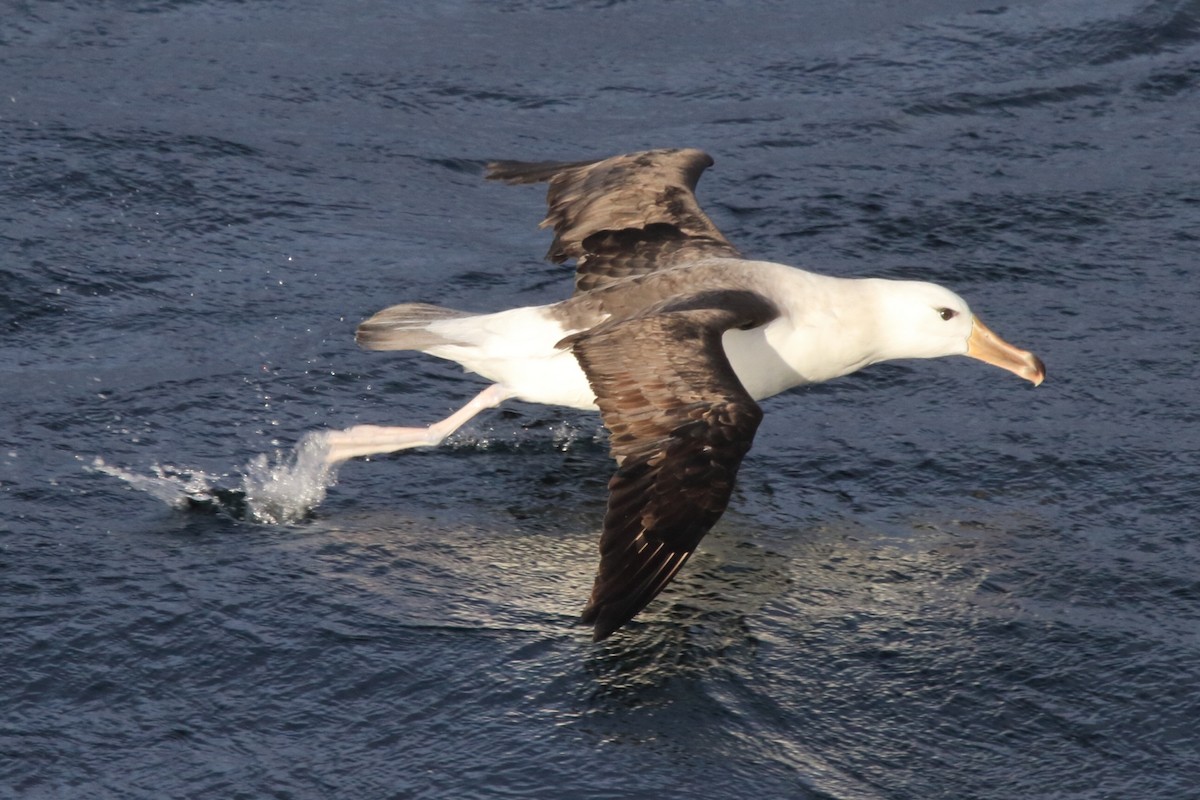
[721,267,966,400]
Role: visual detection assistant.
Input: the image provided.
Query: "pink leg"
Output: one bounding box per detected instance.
[320,384,513,464]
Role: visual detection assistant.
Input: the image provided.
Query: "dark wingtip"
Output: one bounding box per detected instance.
[590,620,619,642]
[484,157,599,185]
[580,604,621,642]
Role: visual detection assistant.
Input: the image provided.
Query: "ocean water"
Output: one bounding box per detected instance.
[2,1,1198,798]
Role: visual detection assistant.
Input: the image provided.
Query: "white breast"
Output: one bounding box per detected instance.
[721,268,884,399]
[722,322,807,400]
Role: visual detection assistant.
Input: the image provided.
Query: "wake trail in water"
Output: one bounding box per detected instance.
[90,431,340,525]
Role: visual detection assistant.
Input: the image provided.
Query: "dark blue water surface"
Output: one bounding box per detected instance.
[3,1,1199,798]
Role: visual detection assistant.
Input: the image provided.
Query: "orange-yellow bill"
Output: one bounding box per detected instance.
[967,317,1046,386]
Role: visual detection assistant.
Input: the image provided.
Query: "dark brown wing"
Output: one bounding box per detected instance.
[486,148,742,294]
[563,290,778,640]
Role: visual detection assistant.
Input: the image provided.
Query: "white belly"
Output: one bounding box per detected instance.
[478,349,598,409]
[425,306,599,410]
[460,321,805,409]
[422,302,850,412]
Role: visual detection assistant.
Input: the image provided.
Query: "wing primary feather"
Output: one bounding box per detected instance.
[485,148,742,294]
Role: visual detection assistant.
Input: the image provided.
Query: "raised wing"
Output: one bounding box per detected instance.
[562,289,777,640]
[486,148,742,294]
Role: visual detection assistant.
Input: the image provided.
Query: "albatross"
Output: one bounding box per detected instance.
[320,148,1045,640]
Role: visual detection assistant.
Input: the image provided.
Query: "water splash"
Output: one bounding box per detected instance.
[90,423,601,524]
[89,458,227,508]
[239,432,338,524]
[90,431,339,525]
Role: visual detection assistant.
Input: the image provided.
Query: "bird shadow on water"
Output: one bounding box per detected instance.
[574,535,792,707]
[88,430,342,525]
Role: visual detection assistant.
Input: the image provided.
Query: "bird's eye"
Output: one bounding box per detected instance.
[937,308,958,321]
